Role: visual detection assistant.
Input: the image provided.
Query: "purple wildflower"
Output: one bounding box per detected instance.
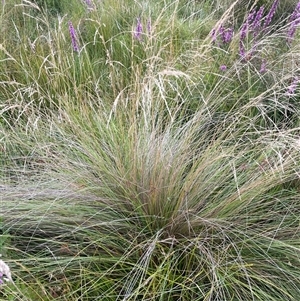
[220,65,227,72]
[68,21,79,52]
[252,6,264,36]
[222,27,234,44]
[85,0,94,10]
[239,7,265,61]
[260,59,267,73]
[244,10,256,35]
[263,0,279,29]
[290,1,300,21]
[134,17,143,41]
[286,76,299,96]
[240,9,256,41]
[212,24,233,45]
[287,2,300,43]
[248,9,257,23]
[219,25,226,42]
[0,272,3,285]
[240,22,248,41]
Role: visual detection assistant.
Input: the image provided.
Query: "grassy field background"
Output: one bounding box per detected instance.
[1,0,300,300]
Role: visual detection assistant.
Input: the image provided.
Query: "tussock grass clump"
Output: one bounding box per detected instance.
[1,0,300,300]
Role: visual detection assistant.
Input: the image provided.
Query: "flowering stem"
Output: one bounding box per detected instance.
[68,21,80,53]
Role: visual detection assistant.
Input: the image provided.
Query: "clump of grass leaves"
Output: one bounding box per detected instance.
[1,0,300,300]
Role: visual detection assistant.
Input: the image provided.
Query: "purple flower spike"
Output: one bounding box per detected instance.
[68,21,79,52]
[263,0,279,29]
[219,25,225,42]
[134,17,143,41]
[260,60,267,73]
[212,24,233,45]
[252,6,264,36]
[290,1,300,21]
[239,41,246,59]
[287,2,300,43]
[240,23,248,41]
[286,76,299,96]
[222,27,234,44]
[240,9,256,40]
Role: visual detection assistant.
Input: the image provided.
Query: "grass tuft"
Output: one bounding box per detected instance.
[1,0,300,300]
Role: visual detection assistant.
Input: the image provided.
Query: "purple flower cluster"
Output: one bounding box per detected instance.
[133,17,152,41]
[263,0,279,29]
[239,5,267,59]
[220,26,234,44]
[0,272,3,285]
[238,8,260,60]
[134,17,143,41]
[260,59,267,74]
[211,24,234,71]
[240,9,256,41]
[68,21,80,53]
[212,1,300,75]
[212,24,234,45]
[238,0,281,67]
[286,76,299,96]
[252,6,264,37]
[287,1,300,43]
[84,0,94,11]
[220,65,227,72]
